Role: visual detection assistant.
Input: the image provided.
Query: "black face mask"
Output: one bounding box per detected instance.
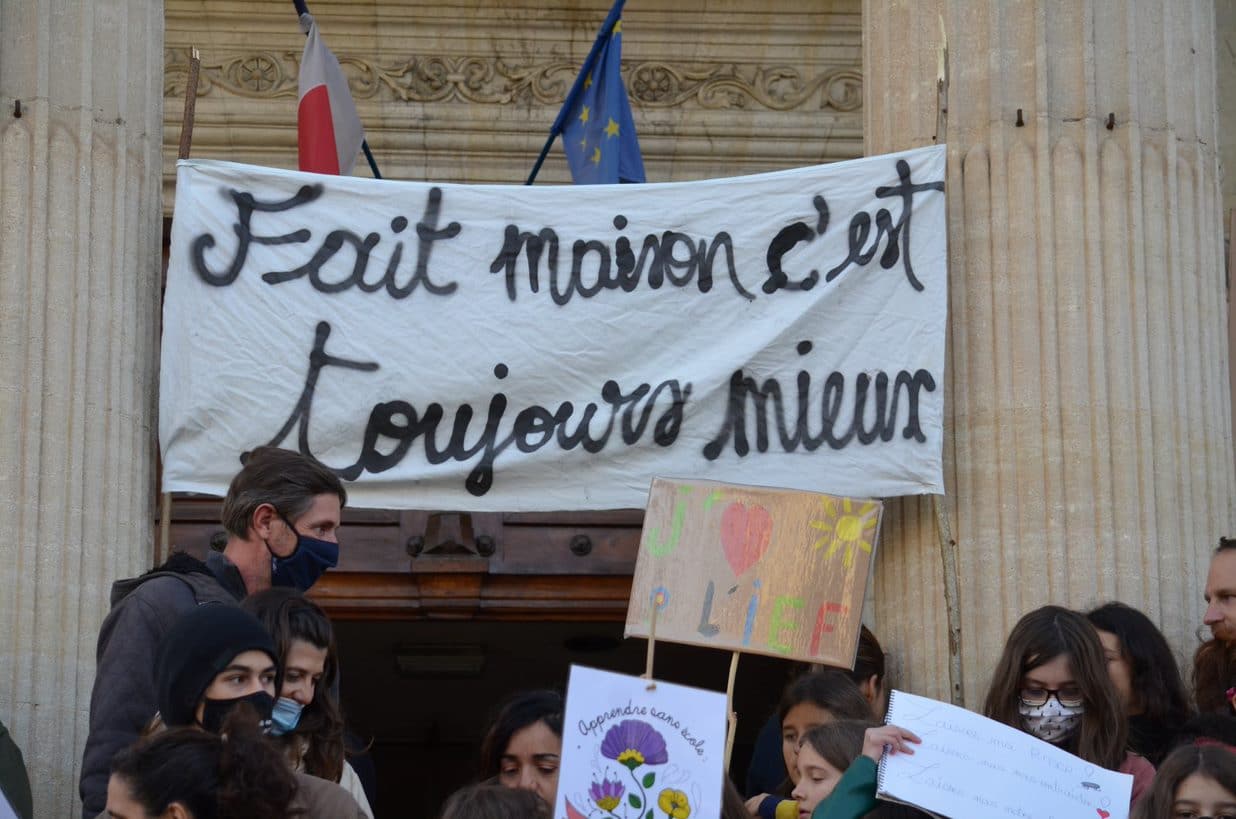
[198,690,275,734]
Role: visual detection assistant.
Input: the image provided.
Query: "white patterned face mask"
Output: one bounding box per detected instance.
[1019,698,1083,743]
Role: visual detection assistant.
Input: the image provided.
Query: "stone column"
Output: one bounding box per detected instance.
[863,0,1235,704]
[0,0,162,813]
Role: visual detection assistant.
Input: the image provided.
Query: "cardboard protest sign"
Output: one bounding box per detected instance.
[625,478,881,666]
[559,665,727,819]
[159,146,947,511]
[879,691,1134,819]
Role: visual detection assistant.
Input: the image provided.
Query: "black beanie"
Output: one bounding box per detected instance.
[155,604,277,727]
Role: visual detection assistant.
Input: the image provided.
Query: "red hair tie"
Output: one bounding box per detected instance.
[1194,737,1236,755]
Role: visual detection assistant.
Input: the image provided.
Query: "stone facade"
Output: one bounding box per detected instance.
[0,1,163,815]
[865,0,1236,704]
[161,0,864,202]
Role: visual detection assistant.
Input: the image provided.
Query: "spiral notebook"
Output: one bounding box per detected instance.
[876,690,1132,819]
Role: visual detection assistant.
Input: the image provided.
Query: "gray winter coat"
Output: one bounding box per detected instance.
[78,551,246,818]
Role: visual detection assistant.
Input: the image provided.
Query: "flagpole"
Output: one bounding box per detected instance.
[525,136,555,185]
[526,0,626,185]
[291,0,382,179]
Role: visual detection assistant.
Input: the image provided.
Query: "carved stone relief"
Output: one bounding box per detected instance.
[165,47,861,112]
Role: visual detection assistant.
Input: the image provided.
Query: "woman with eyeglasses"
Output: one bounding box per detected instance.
[1134,744,1236,819]
[983,605,1155,805]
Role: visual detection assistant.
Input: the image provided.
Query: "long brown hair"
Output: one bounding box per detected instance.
[800,719,873,773]
[982,605,1127,770]
[242,588,346,782]
[1134,744,1236,819]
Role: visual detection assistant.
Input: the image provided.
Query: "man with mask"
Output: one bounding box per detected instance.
[79,446,346,817]
[1195,537,1236,713]
[123,603,366,818]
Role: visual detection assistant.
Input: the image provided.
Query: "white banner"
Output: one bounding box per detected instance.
[160,146,947,511]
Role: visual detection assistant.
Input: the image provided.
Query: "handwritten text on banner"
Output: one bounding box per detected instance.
[159,146,947,510]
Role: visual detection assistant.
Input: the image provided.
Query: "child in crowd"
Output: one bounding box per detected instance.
[439,783,551,819]
[983,605,1154,802]
[479,690,563,807]
[242,588,373,816]
[107,709,296,819]
[790,720,871,817]
[747,670,873,817]
[1087,601,1194,765]
[747,627,889,798]
[1134,744,1236,819]
[808,723,922,819]
[144,603,368,818]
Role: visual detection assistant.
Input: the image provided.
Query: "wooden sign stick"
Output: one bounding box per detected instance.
[177,47,201,160]
[723,650,740,769]
[643,603,658,690]
[161,47,201,564]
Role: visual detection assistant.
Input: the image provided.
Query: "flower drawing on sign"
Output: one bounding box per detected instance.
[657,788,691,818]
[809,497,879,569]
[602,719,669,769]
[650,586,670,612]
[591,776,625,813]
[598,719,669,817]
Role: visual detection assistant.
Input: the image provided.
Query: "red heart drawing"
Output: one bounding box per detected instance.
[720,502,773,577]
[1096,810,1110,819]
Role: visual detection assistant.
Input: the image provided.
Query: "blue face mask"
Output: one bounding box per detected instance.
[269,512,339,591]
[269,696,305,736]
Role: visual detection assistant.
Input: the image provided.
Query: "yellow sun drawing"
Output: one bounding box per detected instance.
[809,497,879,569]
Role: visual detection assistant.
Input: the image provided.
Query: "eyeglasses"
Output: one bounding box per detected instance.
[1018,687,1084,708]
[1172,812,1236,819]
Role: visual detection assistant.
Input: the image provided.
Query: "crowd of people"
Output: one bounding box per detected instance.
[0,447,1232,818]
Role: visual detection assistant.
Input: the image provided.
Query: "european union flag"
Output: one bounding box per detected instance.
[555,1,645,184]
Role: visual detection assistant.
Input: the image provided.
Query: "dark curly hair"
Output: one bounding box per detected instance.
[109,706,298,819]
[242,587,346,782]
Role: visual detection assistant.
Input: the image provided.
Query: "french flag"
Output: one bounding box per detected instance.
[297,13,364,175]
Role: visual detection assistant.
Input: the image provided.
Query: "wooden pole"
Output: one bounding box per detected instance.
[642,604,658,690]
[158,493,172,564]
[723,651,740,770]
[162,46,201,563]
[933,495,965,705]
[177,47,201,160]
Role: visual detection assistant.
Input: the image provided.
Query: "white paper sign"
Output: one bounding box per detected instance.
[160,146,947,510]
[879,691,1133,819]
[558,666,727,819]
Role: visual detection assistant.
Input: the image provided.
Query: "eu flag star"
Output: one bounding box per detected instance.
[554,2,645,184]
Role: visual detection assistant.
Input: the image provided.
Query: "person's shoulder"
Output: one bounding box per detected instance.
[109,553,233,611]
[293,772,369,818]
[110,572,201,613]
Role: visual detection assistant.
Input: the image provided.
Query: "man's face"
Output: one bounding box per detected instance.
[1203,549,1236,641]
[268,492,342,559]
